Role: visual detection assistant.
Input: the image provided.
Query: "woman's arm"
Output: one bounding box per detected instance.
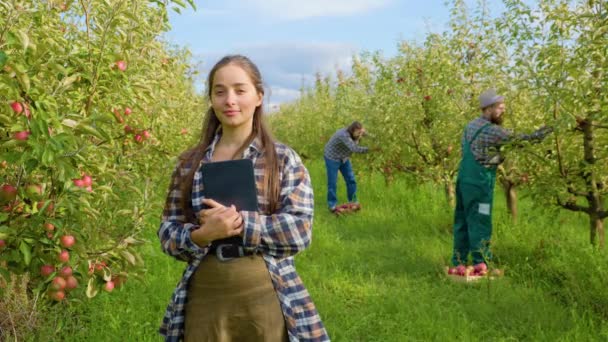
[240,149,314,258]
[157,164,208,262]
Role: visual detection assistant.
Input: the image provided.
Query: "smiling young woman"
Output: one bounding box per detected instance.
[157,55,329,342]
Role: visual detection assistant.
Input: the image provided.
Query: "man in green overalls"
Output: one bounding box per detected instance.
[449,89,552,276]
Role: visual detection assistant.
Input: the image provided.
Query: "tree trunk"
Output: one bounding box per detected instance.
[444,179,455,208]
[506,184,518,223]
[498,176,517,223]
[589,214,605,248]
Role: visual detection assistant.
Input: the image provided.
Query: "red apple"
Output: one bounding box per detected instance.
[473,262,488,276]
[95,262,106,273]
[25,184,43,199]
[65,276,78,290]
[115,60,127,71]
[111,275,127,288]
[44,222,55,232]
[13,131,30,141]
[58,250,70,263]
[46,232,53,239]
[49,290,65,301]
[142,130,151,139]
[134,134,143,143]
[124,107,132,115]
[424,95,432,101]
[60,235,75,248]
[0,239,5,249]
[51,276,67,290]
[73,178,85,187]
[82,174,93,187]
[37,200,54,215]
[0,184,17,204]
[40,264,55,277]
[456,265,466,276]
[104,281,115,292]
[59,266,73,278]
[0,161,7,168]
[124,125,134,134]
[10,101,23,114]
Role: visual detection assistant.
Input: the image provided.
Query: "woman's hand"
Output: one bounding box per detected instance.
[191,199,244,247]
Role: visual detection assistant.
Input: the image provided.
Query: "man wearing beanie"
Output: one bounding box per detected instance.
[448,89,552,276]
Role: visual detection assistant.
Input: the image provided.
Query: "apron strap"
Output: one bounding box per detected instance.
[468,122,492,147]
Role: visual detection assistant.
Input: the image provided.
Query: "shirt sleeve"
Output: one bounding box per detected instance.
[338,131,369,154]
[486,125,512,145]
[240,149,314,258]
[157,163,208,263]
[488,125,551,146]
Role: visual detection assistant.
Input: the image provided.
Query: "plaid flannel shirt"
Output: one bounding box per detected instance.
[157,133,329,342]
[464,116,547,166]
[323,128,368,162]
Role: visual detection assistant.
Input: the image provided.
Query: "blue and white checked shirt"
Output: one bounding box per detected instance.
[323,128,368,162]
[157,133,329,342]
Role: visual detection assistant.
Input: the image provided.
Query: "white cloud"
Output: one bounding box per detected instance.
[224,0,394,20]
[194,42,358,105]
[267,86,301,99]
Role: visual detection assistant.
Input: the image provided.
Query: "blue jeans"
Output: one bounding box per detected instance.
[324,157,358,210]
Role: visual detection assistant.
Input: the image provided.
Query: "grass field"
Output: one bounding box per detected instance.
[30,160,608,341]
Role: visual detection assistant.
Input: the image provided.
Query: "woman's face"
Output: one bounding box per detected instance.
[211,64,263,130]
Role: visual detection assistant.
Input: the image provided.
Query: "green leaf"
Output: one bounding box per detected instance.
[42,148,55,166]
[86,277,98,298]
[0,114,12,125]
[17,30,30,51]
[17,71,30,92]
[0,268,10,284]
[0,51,7,69]
[57,74,80,91]
[120,250,137,266]
[76,124,105,139]
[19,241,32,266]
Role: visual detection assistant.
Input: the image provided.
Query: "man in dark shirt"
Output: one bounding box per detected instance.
[323,121,370,214]
[449,89,552,276]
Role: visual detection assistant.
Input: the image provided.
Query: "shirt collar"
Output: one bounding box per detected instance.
[203,129,263,162]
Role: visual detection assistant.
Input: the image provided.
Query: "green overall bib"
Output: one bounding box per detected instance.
[451,123,497,266]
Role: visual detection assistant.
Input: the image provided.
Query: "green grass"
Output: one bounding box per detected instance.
[32,160,608,341]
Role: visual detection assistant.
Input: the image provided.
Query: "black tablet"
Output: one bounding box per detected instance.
[200,159,259,211]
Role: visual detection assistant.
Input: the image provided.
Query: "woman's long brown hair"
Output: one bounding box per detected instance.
[178,55,280,221]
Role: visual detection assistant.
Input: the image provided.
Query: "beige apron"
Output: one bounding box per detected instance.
[184,254,288,342]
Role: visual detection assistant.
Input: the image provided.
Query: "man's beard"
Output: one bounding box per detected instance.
[491,113,504,125]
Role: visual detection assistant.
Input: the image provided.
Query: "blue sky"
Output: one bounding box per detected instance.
[165,0,507,109]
